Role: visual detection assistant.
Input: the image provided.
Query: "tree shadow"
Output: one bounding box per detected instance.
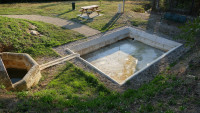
[69,16,94,25]
[62,20,84,30]
[57,10,73,17]
[101,13,122,31]
[39,3,59,9]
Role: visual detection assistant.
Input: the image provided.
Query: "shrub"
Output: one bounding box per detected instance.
[131,19,147,26]
[132,6,145,13]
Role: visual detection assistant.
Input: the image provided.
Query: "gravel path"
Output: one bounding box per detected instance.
[1,15,100,37]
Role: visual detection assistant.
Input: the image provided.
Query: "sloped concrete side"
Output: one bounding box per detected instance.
[0,57,13,90]
[69,27,130,55]
[129,27,181,51]
[69,27,182,56]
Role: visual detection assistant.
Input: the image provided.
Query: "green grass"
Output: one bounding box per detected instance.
[14,62,110,112]
[0,16,84,57]
[131,18,148,26]
[0,1,151,32]
[0,1,199,112]
[132,5,145,13]
[10,62,199,112]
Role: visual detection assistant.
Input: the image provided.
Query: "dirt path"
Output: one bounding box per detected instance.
[1,15,101,37]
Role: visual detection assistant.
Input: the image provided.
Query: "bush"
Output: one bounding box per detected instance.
[131,19,147,26]
[132,6,145,13]
[143,3,151,11]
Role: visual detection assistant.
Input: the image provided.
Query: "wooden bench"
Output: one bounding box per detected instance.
[79,9,84,15]
[96,9,102,15]
[79,5,101,18]
[86,11,93,17]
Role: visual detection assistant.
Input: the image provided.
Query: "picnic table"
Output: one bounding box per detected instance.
[80,5,101,17]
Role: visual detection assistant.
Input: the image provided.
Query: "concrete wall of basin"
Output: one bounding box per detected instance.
[123,44,186,88]
[67,26,187,87]
[69,27,182,56]
[69,28,130,55]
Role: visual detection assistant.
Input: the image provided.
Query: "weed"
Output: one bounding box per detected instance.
[0,103,3,108]
[138,104,155,112]
[16,91,28,99]
[131,19,147,27]
[179,105,186,111]
[165,109,174,113]
[168,98,177,106]
[132,6,145,13]
[0,84,5,89]
[169,62,177,67]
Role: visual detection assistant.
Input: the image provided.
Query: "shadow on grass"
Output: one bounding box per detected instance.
[101,13,122,31]
[53,62,72,79]
[57,10,73,17]
[39,3,59,9]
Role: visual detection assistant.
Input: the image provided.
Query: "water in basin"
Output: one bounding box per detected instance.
[6,68,27,84]
[82,39,165,84]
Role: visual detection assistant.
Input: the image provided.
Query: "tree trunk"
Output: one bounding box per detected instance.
[190,0,195,15]
[152,0,156,11]
[152,0,160,11]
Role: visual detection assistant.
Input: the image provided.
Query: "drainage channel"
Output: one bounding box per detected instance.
[39,53,80,70]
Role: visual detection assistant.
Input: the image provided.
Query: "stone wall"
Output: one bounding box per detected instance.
[0,58,13,90]
[1,52,36,70]
[0,52,41,91]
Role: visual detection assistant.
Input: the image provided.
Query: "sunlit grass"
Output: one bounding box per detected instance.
[14,64,199,112]
[0,16,84,57]
[0,1,151,31]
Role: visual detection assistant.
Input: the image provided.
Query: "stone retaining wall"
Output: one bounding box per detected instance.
[0,58,13,90]
[0,52,41,91]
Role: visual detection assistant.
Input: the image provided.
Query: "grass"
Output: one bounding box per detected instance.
[131,18,148,26]
[13,62,110,112]
[6,61,198,112]
[132,5,145,13]
[0,1,199,112]
[0,16,84,57]
[0,1,151,32]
